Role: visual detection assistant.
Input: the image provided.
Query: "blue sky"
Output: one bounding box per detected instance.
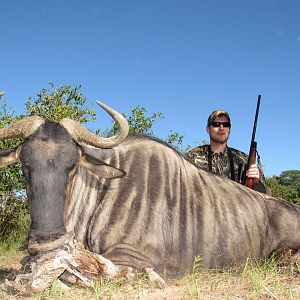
[1,0,299,176]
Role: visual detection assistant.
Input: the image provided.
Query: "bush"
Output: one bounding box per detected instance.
[266,170,300,204]
[0,193,30,243]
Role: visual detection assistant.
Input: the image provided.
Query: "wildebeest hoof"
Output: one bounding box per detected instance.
[144,268,167,289]
[115,266,166,289]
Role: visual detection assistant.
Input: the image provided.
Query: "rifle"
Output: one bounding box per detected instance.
[238,95,261,188]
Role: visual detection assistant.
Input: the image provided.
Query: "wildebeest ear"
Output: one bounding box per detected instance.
[79,153,126,179]
[0,148,20,167]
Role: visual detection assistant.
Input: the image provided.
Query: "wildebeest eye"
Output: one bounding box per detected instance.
[66,163,77,173]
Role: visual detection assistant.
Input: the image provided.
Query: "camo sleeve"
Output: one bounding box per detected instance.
[185,145,210,171]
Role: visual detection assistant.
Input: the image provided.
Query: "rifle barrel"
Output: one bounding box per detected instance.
[250,94,261,147]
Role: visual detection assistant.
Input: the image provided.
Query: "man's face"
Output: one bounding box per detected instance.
[206,116,231,144]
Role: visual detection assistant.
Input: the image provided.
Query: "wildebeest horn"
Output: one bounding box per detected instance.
[0,116,45,140]
[59,101,129,148]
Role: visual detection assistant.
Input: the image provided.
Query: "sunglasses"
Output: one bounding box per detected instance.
[210,122,231,128]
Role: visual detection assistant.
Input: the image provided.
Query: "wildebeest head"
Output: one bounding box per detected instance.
[0,102,128,251]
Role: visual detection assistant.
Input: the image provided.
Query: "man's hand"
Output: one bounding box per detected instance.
[246,164,262,184]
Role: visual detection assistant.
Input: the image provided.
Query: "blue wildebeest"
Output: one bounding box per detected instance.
[0,102,299,281]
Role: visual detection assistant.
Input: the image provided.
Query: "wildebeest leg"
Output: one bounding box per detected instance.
[103,244,154,271]
[102,244,167,288]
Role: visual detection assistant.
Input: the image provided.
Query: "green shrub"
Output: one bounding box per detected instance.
[266,170,300,204]
[0,193,29,244]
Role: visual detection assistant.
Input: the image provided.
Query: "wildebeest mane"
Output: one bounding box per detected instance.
[123,132,221,177]
[124,133,197,164]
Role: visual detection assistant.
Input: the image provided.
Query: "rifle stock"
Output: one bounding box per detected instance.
[245,141,257,188]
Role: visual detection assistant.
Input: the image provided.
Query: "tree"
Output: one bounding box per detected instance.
[0,98,28,243]
[113,105,186,150]
[0,98,25,195]
[25,83,96,123]
[122,105,164,135]
[266,170,300,204]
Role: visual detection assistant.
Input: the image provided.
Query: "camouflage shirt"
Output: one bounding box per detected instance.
[186,145,267,193]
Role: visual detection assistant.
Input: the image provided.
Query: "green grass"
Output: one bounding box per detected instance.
[182,254,300,299]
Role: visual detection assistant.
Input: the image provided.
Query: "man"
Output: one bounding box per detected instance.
[186,110,267,193]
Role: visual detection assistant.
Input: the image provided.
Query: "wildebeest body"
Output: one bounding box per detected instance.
[66,135,299,277]
[1,103,299,280]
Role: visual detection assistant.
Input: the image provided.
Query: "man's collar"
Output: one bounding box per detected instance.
[209,144,229,155]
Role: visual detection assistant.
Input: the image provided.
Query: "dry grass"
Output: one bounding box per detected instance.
[1,248,300,299]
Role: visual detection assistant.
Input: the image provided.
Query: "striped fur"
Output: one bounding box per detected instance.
[65,134,300,277]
